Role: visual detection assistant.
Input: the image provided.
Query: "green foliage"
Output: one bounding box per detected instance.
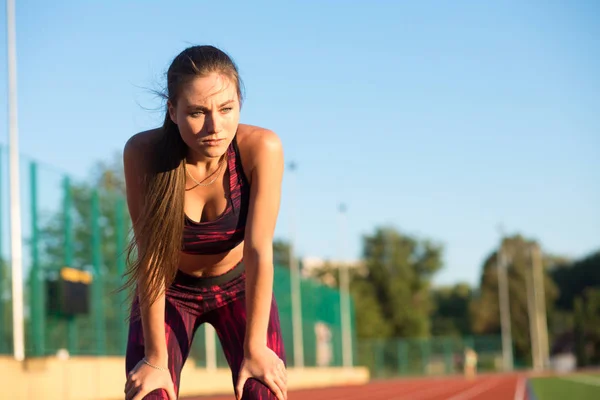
[37,184,128,276]
[549,251,600,366]
[306,226,443,340]
[351,277,394,339]
[551,252,600,311]
[355,226,443,339]
[574,297,588,366]
[273,239,291,268]
[431,283,473,336]
[574,288,600,366]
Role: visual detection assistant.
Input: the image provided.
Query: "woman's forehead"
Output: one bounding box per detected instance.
[179,73,238,105]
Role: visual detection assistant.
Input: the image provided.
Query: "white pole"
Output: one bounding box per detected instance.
[530,243,549,371]
[288,162,304,368]
[338,204,353,368]
[532,244,550,370]
[7,0,25,362]
[204,324,217,371]
[497,241,513,371]
[525,248,541,371]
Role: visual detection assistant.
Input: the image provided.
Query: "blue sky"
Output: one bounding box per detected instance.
[0,0,598,286]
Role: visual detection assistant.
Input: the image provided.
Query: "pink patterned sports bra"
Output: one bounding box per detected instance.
[181,137,250,255]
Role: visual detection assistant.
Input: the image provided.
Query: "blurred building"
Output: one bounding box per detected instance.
[300,257,365,287]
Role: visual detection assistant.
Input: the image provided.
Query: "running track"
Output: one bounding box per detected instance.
[185,373,529,400]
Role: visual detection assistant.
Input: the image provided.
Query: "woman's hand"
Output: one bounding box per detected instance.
[235,346,287,400]
[125,358,177,400]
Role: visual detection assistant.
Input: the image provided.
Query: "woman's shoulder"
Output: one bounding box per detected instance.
[235,124,283,169]
[124,128,164,156]
[123,128,165,177]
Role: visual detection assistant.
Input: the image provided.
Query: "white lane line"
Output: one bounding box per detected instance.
[514,377,527,400]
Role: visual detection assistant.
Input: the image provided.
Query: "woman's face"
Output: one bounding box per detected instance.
[169,72,240,160]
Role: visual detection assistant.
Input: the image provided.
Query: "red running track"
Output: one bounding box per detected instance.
[184,372,529,400]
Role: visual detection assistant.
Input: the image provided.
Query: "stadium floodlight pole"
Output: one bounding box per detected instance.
[528,242,549,371]
[497,229,513,371]
[7,0,25,362]
[288,161,304,368]
[338,203,353,368]
[525,244,541,371]
[532,243,550,370]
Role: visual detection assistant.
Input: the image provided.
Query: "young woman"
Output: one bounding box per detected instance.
[122,45,287,400]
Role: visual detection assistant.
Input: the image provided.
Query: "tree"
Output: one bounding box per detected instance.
[550,251,600,366]
[470,235,559,364]
[272,239,291,268]
[573,288,600,366]
[307,226,443,339]
[551,251,600,311]
[354,226,443,339]
[91,151,126,194]
[431,283,473,336]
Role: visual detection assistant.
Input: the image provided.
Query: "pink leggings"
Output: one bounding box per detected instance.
[125,263,286,399]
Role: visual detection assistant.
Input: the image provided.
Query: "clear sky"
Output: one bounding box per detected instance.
[0,0,598,286]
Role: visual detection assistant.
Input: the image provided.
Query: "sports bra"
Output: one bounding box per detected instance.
[181,137,250,255]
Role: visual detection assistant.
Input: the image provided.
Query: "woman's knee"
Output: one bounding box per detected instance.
[241,378,279,400]
[142,389,171,399]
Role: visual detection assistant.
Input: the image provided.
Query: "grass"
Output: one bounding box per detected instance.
[530,373,600,400]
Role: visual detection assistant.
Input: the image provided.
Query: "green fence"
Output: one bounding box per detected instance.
[357,335,504,378]
[0,147,354,368]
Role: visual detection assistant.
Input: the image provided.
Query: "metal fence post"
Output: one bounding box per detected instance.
[115,196,128,353]
[30,161,45,356]
[63,176,77,354]
[91,189,106,354]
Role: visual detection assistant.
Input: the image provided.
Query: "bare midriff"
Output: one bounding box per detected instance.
[178,241,244,277]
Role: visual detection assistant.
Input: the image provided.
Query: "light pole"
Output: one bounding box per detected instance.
[338,203,353,368]
[288,161,304,368]
[532,244,550,370]
[7,0,25,362]
[525,244,540,371]
[527,243,549,371]
[496,238,514,372]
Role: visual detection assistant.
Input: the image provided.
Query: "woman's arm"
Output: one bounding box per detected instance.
[235,128,286,400]
[242,129,284,352]
[138,285,168,365]
[123,132,175,400]
[123,133,169,366]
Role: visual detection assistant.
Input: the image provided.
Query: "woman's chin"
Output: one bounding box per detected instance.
[189,143,227,160]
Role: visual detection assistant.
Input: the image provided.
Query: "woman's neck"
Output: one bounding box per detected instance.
[185,149,227,176]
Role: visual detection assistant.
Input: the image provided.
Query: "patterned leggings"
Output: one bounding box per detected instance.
[125,262,286,399]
